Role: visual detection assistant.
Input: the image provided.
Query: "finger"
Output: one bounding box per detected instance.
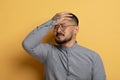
[61,13,73,19]
[61,15,73,21]
[57,12,71,17]
[53,12,73,25]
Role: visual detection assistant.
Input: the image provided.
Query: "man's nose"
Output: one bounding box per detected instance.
[57,26,62,33]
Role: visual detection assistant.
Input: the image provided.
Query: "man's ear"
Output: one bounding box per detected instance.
[74,26,79,34]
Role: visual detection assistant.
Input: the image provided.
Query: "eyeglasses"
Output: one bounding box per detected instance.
[54,24,76,31]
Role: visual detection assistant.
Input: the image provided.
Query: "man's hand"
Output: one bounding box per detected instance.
[52,12,72,25]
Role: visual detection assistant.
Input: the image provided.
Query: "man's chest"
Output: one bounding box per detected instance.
[45,49,93,80]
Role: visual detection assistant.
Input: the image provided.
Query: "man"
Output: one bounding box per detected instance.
[22,12,106,80]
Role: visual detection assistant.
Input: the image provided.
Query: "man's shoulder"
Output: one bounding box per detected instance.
[76,44,99,57]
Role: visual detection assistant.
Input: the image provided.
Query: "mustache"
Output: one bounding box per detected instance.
[56,33,64,36]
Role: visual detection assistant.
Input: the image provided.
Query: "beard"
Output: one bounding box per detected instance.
[55,33,73,44]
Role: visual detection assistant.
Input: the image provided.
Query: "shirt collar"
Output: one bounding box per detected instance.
[57,42,78,51]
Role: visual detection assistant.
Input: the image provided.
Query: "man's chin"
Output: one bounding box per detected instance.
[55,39,65,44]
[55,34,73,44]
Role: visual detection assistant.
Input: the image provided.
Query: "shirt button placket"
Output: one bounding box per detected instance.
[66,49,72,80]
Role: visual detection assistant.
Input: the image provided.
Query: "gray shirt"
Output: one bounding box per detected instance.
[22,20,106,80]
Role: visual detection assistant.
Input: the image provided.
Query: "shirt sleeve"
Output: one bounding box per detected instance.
[22,20,55,63]
[92,53,106,80]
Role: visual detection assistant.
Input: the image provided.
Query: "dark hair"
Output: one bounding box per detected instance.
[68,13,79,26]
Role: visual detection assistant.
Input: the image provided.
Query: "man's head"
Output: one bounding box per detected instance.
[53,12,79,45]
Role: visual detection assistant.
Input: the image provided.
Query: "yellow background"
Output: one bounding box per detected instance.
[0,0,120,80]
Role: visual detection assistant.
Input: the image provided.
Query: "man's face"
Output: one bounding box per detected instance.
[53,19,78,44]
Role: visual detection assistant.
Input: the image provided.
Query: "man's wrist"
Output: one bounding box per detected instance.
[51,19,57,26]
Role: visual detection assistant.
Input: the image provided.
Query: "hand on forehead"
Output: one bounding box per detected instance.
[59,12,72,19]
[55,12,73,25]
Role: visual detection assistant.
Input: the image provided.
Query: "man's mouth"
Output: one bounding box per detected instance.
[56,33,64,37]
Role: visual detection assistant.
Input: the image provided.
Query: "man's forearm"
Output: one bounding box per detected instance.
[22,20,54,52]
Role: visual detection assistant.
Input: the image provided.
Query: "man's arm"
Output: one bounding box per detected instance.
[22,20,54,52]
[92,53,106,80]
[22,20,55,62]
